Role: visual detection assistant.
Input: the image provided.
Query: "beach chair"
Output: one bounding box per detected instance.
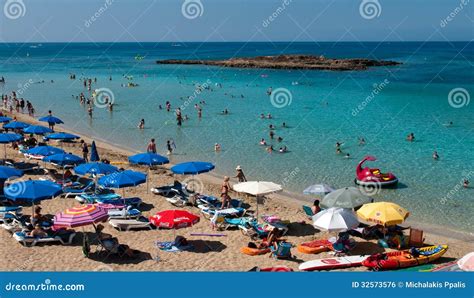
[75,192,121,204]
[108,206,141,219]
[202,207,246,220]
[151,181,189,197]
[0,213,27,233]
[13,230,76,247]
[218,216,255,231]
[5,161,43,174]
[302,205,313,219]
[109,216,153,231]
[239,221,270,240]
[96,197,142,208]
[0,206,23,221]
[165,194,190,207]
[270,242,293,259]
[408,228,425,247]
[95,237,127,260]
[62,179,95,198]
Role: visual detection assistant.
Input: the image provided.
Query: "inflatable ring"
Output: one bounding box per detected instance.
[240,246,270,256]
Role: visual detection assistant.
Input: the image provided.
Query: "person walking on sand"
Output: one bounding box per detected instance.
[147,138,157,153]
[80,140,89,162]
[234,165,247,182]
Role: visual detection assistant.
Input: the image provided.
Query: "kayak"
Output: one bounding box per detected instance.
[297,239,333,254]
[299,255,368,271]
[362,245,448,270]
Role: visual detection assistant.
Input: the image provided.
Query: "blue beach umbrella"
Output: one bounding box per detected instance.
[0,166,23,180]
[39,115,64,124]
[4,180,62,204]
[45,132,80,140]
[0,133,23,160]
[3,121,29,130]
[24,125,53,135]
[26,146,65,157]
[74,162,118,176]
[43,153,85,166]
[98,170,147,188]
[171,161,215,175]
[90,141,99,162]
[128,152,169,166]
[0,116,12,123]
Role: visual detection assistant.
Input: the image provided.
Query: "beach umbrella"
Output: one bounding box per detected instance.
[356,202,409,226]
[321,187,372,209]
[4,180,62,214]
[98,170,146,188]
[43,153,85,166]
[171,161,215,175]
[0,116,12,123]
[53,204,108,229]
[24,125,53,135]
[25,145,65,157]
[0,166,23,180]
[129,152,169,193]
[39,115,64,124]
[74,162,118,176]
[233,181,282,220]
[303,183,334,195]
[149,209,199,229]
[90,141,99,162]
[45,132,80,140]
[457,252,474,271]
[312,207,359,232]
[0,133,23,160]
[128,152,169,166]
[3,121,29,130]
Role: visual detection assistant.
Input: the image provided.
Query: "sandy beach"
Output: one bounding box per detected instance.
[0,111,471,272]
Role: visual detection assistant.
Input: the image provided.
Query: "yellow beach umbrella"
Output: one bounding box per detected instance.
[356,202,409,226]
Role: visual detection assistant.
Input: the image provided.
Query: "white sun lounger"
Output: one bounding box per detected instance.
[108,217,153,231]
[13,231,76,247]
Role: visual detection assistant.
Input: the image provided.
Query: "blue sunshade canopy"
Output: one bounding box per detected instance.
[128,152,169,166]
[74,162,118,175]
[98,170,147,188]
[171,161,215,175]
[4,180,62,202]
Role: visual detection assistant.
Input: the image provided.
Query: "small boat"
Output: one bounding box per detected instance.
[362,245,448,270]
[355,155,398,187]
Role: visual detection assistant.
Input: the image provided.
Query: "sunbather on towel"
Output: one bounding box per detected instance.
[96,224,137,257]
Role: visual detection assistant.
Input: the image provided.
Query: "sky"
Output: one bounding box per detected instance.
[0,0,472,42]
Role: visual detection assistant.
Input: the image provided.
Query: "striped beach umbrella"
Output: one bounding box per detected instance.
[53,204,108,229]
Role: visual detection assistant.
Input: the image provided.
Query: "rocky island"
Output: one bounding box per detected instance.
[156,54,401,71]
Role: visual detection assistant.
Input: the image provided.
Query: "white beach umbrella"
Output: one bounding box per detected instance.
[303,183,335,195]
[457,252,474,271]
[312,207,359,232]
[233,181,282,220]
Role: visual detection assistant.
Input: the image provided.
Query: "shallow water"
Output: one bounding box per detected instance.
[0,42,473,232]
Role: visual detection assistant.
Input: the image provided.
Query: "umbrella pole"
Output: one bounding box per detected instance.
[4,143,6,161]
[256,195,259,223]
[147,167,149,194]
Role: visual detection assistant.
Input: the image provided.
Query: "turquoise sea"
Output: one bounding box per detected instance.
[0,42,473,232]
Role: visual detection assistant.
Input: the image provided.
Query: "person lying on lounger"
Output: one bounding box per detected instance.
[28,224,47,238]
[96,224,138,257]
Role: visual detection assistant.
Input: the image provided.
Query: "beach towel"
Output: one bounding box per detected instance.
[155,241,194,252]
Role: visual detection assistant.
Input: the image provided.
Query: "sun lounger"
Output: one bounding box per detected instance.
[13,230,76,247]
[165,194,190,207]
[23,153,45,160]
[62,179,95,198]
[4,161,43,174]
[94,235,139,260]
[108,206,141,219]
[75,192,121,204]
[151,181,189,197]
[196,195,243,209]
[96,197,142,208]
[109,216,152,231]
[1,213,27,233]
[0,206,22,221]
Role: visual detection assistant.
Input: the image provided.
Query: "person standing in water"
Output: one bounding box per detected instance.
[166,140,173,155]
[147,138,157,153]
[176,108,182,126]
[138,119,145,129]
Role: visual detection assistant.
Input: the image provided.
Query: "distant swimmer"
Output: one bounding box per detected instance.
[269,130,275,139]
[282,122,287,128]
[345,153,351,159]
[267,113,272,119]
[87,106,93,117]
[463,179,470,188]
[214,143,221,152]
[336,148,342,154]
[138,118,145,129]
[279,146,287,153]
[260,113,265,119]
[406,133,415,142]
[259,138,267,146]
[277,136,283,142]
[358,137,366,146]
[443,121,454,127]
[222,109,229,115]
[158,105,162,110]
[432,151,439,160]
[266,87,272,96]
[336,142,342,149]
[269,124,274,130]
[108,102,113,111]
[166,140,173,155]
[267,145,273,153]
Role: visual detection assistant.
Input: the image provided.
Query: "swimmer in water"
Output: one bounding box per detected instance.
[336,142,342,149]
[222,109,229,115]
[463,179,470,188]
[269,130,274,139]
[214,143,221,152]
[259,138,267,146]
[267,113,272,119]
[277,136,283,142]
[260,113,265,119]
[269,124,274,130]
[358,137,366,146]
[406,133,415,142]
[267,146,273,153]
[345,153,351,159]
[432,151,439,160]
[336,148,342,154]
[443,121,454,127]
[282,122,286,128]
[138,119,145,129]
[279,146,287,153]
